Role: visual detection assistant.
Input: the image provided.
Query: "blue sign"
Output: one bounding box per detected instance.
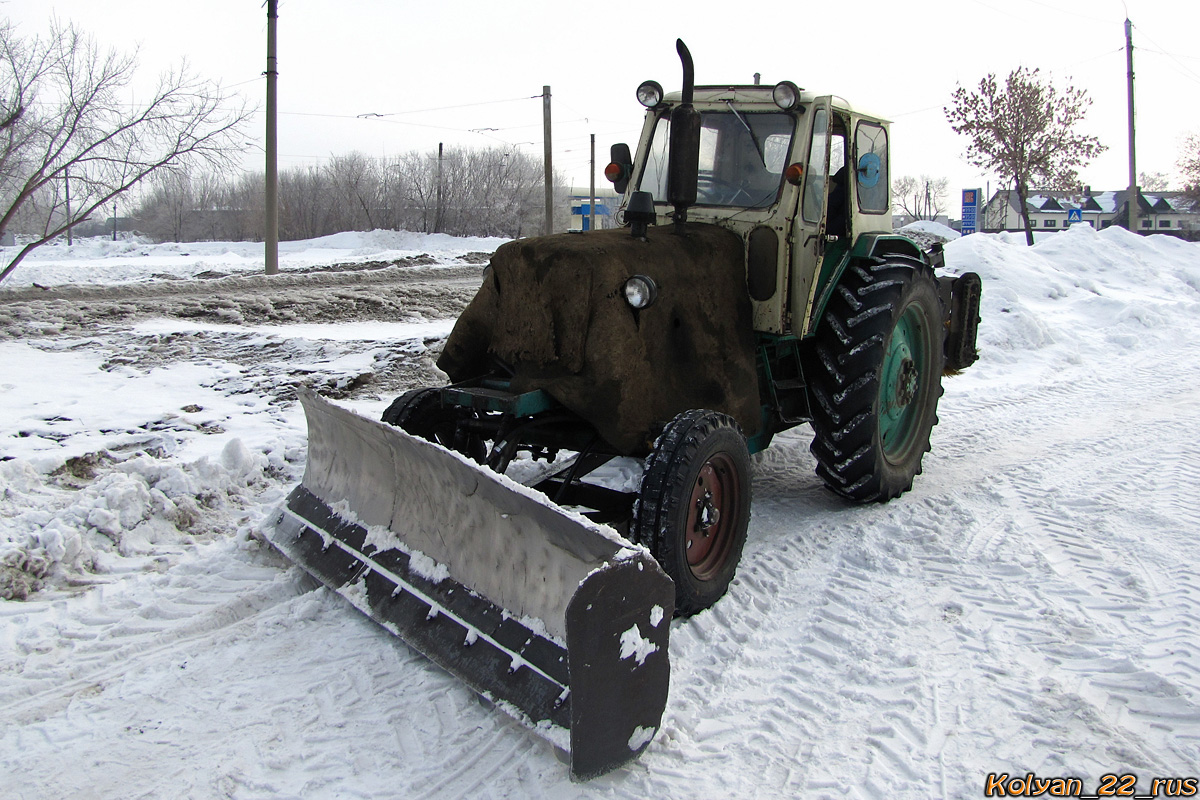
[1067,208,1083,225]
[961,189,981,235]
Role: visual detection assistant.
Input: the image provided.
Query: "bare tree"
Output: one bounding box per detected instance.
[1180,134,1200,204]
[138,170,194,242]
[892,175,949,221]
[0,19,250,282]
[945,67,1105,245]
[1139,171,1169,192]
[325,152,381,232]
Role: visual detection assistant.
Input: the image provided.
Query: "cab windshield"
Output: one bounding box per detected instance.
[638,110,794,208]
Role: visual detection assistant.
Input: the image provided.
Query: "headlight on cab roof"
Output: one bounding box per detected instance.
[636,80,664,108]
[772,80,801,110]
[623,275,658,309]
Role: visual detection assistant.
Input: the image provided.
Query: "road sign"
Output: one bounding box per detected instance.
[1067,208,1083,225]
[961,189,981,235]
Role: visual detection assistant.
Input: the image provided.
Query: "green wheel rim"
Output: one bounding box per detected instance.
[879,301,929,465]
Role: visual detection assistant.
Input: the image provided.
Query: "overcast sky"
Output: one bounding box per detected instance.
[7,0,1200,215]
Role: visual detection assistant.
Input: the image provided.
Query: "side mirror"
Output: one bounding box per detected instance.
[606,143,634,195]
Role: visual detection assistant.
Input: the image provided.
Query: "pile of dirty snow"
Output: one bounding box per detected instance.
[0,439,292,600]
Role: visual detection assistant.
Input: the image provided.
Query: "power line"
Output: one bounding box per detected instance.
[357,96,535,119]
[1132,23,1200,85]
[222,75,264,90]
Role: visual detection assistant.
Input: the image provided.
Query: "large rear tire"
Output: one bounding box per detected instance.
[632,410,751,617]
[808,260,944,502]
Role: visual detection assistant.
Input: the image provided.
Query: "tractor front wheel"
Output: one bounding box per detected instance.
[382,388,487,463]
[633,410,751,616]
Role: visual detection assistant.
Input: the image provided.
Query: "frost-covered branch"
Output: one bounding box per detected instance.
[0,19,251,283]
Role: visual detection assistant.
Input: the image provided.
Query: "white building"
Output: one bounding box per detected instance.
[981,189,1199,236]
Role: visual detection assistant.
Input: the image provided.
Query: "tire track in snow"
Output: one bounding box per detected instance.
[901,336,1200,782]
[616,328,1200,796]
[612,439,957,797]
[0,549,314,727]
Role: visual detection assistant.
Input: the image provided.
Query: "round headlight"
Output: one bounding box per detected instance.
[636,80,664,108]
[623,275,658,309]
[772,80,801,110]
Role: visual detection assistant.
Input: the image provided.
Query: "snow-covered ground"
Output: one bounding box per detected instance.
[0,229,508,288]
[2,225,1200,798]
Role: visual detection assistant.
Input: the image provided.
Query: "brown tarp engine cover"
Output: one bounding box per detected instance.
[438,223,761,454]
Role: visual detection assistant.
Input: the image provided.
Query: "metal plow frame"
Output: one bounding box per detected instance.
[266,391,674,779]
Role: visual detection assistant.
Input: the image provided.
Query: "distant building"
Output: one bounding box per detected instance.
[982,189,1199,237]
[568,187,621,232]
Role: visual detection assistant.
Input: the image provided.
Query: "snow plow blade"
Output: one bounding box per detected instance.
[266,390,674,780]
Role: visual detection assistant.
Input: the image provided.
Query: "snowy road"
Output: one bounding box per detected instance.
[2,227,1199,798]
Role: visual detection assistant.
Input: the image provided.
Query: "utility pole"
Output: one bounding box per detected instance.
[1125,17,1139,234]
[265,0,279,274]
[543,85,553,236]
[436,142,443,234]
[112,201,117,242]
[589,133,596,232]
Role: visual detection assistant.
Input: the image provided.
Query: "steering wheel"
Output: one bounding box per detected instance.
[696,174,750,205]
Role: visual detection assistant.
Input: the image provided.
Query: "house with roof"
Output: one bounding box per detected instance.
[981,189,1199,237]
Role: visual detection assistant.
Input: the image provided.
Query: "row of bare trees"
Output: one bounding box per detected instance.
[133,146,565,244]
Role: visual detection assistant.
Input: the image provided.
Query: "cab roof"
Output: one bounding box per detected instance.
[659,85,889,124]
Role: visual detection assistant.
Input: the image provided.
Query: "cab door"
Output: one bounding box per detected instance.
[788,97,834,336]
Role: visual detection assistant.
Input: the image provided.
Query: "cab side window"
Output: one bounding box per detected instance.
[801,109,828,224]
[855,122,889,214]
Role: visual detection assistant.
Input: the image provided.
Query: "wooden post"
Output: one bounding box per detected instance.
[1125,18,1139,234]
[543,86,553,236]
[265,0,279,274]
[436,142,444,234]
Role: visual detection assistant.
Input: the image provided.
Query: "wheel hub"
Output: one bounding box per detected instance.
[895,357,918,407]
[693,490,720,536]
[684,459,738,581]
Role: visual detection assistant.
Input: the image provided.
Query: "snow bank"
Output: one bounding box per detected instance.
[945,225,1200,363]
[0,229,507,288]
[899,219,961,240]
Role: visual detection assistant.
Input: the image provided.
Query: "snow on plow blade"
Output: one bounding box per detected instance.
[266,390,674,779]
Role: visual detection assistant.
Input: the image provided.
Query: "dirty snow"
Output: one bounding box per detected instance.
[1,224,1199,798]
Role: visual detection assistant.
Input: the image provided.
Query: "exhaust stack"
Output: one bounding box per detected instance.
[667,39,701,235]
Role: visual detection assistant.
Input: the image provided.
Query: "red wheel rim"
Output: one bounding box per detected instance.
[684,453,740,582]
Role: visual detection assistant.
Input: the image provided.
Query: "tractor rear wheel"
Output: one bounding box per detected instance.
[808,260,944,502]
[632,410,751,616]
